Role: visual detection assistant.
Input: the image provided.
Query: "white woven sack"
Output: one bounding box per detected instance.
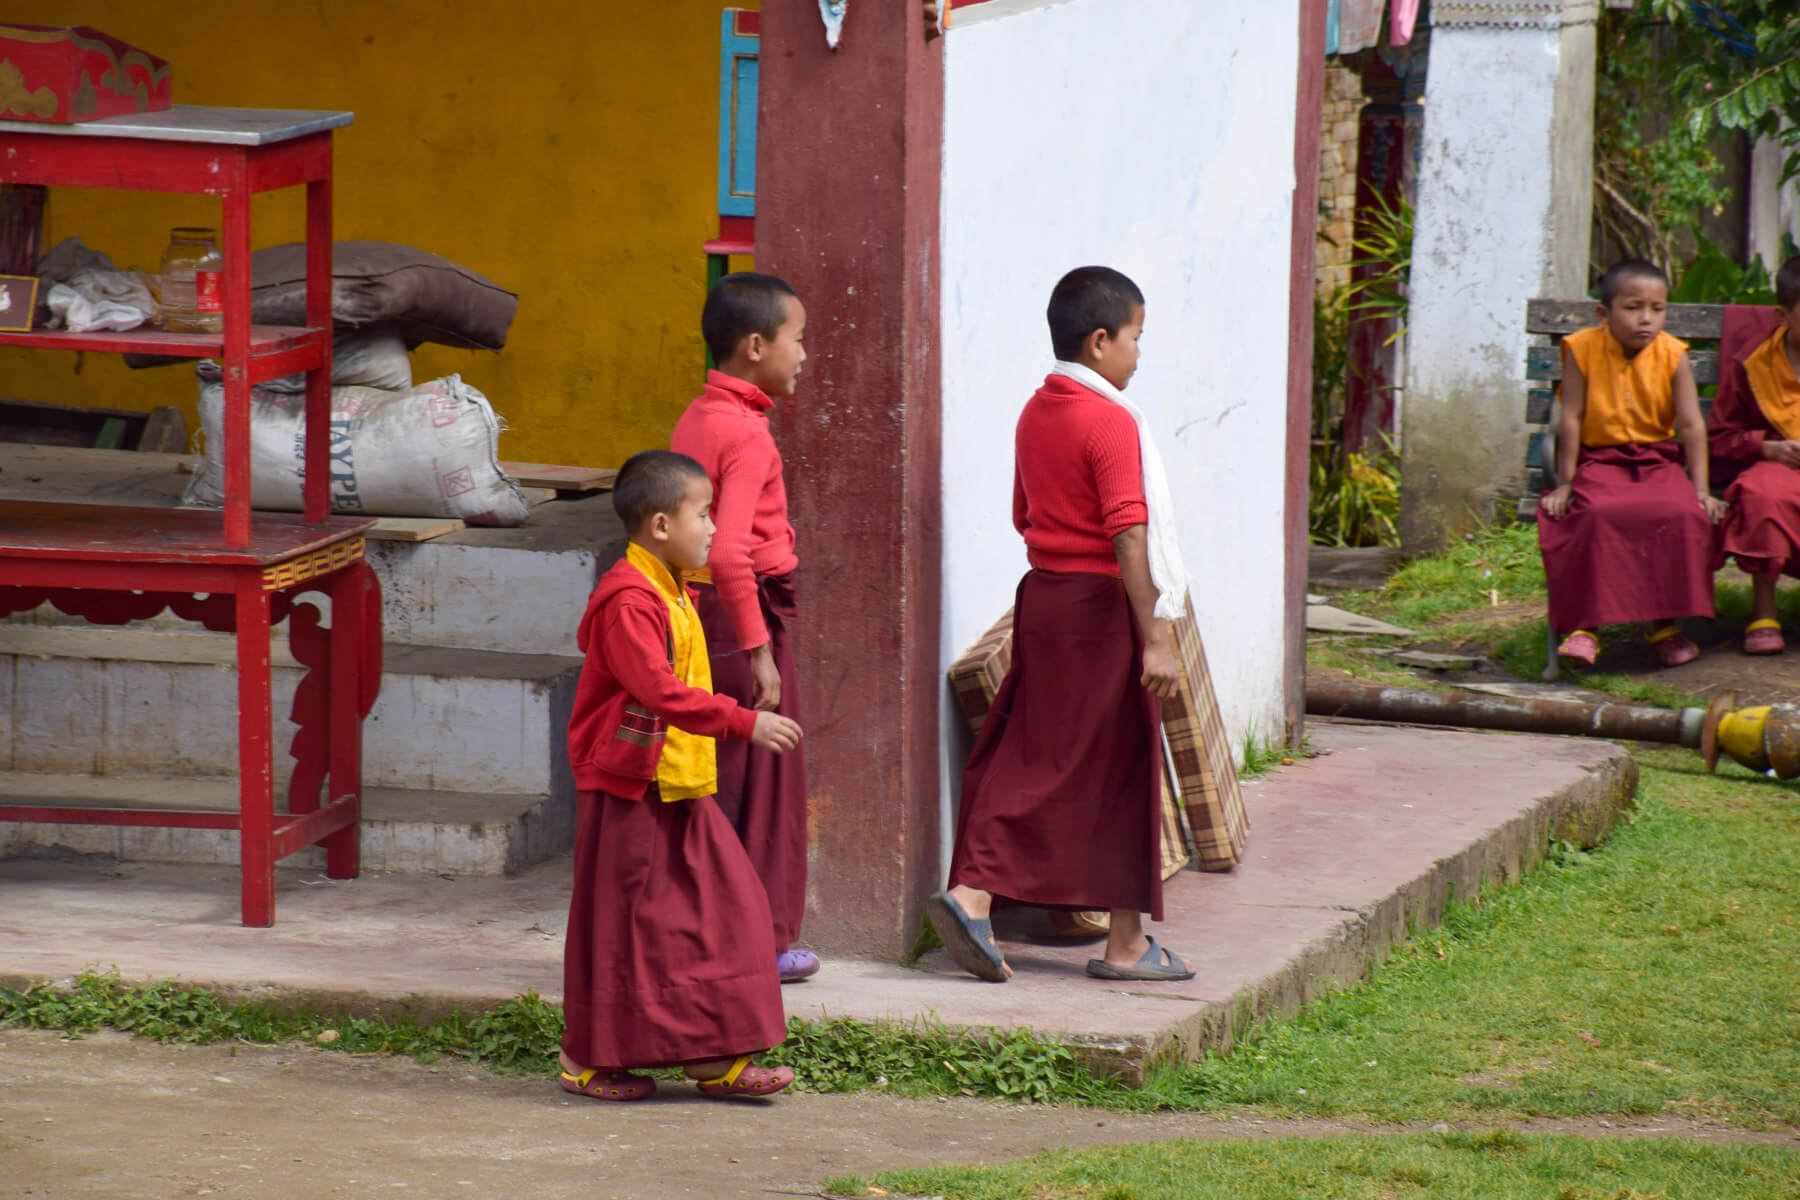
[260,326,415,393]
[182,368,529,526]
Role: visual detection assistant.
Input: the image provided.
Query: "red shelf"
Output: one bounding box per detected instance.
[0,323,326,359]
[0,500,372,567]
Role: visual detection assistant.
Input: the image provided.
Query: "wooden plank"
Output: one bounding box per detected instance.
[1525,387,1554,424]
[1526,345,1717,385]
[366,516,465,543]
[499,462,617,492]
[138,406,188,453]
[94,418,127,450]
[521,486,557,506]
[1526,298,1727,339]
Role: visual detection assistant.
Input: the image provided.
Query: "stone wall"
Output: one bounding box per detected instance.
[1316,62,1364,302]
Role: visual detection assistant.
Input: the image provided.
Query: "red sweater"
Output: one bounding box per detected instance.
[567,555,758,799]
[1013,374,1148,576]
[670,370,800,649]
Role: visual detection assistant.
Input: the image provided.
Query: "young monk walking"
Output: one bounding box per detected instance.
[672,273,817,983]
[1708,257,1800,654]
[928,265,1196,984]
[1538,259,1724,669]
[559,449,802,1101]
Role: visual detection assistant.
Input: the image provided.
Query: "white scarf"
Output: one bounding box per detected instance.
[1051,360,1191,620]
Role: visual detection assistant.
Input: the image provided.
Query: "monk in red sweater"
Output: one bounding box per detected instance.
[1708,257,1800,653]
[670,273,816,982]
[928,266,1195,984]
[559,449,803,1102]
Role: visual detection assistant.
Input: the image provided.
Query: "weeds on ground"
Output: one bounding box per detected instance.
[1338,521,1544,630]
[0,973,1088,1104]
[828,1132,1800,1200]
[0,977,567,1072]
[1238,733,1288,779]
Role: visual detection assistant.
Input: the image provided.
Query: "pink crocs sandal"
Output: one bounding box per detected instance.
[694,1055,794,1099]
[560,1066,656,1102]
[1744,619,1785,655]
[1647,624,1699,668]
[1557,630,1599,667]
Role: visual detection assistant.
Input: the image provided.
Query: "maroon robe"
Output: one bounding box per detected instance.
[948,570,1165,921]
[1536,441,1716,634]
[1709,305,1800,578]
[560,787,785,1069]
[692,572,808,950]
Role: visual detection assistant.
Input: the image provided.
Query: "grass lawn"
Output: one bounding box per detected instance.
[1118,750,1799,1126]
[829,1132,1800,1200]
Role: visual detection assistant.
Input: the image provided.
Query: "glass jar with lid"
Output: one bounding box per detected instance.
[160,227,224,335]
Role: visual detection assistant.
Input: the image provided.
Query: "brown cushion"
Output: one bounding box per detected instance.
[250,241,517,351]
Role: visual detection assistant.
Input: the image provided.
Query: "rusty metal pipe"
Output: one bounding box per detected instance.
[1306,680,1708,748]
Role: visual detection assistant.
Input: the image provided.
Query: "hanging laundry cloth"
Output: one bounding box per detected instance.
[1336,0,1384,53]
[1390,0,1422,46]
[1325,0,1341,54]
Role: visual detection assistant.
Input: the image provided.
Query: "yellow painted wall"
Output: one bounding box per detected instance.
[1,0,755,467]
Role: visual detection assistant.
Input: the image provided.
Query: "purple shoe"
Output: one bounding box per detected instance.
[778,949,820,982]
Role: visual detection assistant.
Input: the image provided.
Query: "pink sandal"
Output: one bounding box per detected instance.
[1647,624,1699,667]
[560,1066,656,1101]
[1557,630,1599,667]
[1745,619,1785,655]
[694,1055,794,1099]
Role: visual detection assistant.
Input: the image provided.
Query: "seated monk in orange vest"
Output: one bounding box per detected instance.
[1708,257,1800,654]
[1538,259,1726,669]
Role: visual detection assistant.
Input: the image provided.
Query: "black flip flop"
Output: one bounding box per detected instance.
[924,890,1009,982]
[1086,936,1195,981]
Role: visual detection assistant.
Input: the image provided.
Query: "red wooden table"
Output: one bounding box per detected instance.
[0,107,377,925]
[0,503,379,925]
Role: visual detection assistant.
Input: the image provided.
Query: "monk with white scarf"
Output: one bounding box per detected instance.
[927,266,1196,984]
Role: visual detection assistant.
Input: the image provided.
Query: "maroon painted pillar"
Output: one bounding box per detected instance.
[756,1,944,958]
[1341,38,1427,452]
[1286,0,1329,739]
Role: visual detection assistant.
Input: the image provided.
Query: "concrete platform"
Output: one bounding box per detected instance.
[0,722,1638,1084]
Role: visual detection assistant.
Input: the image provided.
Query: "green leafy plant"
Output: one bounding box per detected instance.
[1597,3,1800,274]
[1668,233,1778,303]
[1646,0,1800,173]
[1309,440,1400,548]
[1342,192,1413,345]
[1312,283,1351,444]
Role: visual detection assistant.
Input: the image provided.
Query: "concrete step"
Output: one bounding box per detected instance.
[0,771,568,875]
[365,494,625,656]
[0,624,580,797]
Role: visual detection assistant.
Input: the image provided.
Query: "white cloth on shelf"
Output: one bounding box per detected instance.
[44,267,158,333]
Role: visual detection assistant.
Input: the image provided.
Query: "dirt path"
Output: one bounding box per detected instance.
[5,1031,1795,1199]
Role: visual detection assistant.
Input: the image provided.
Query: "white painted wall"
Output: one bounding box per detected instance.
[938,0,1301,854]
[1399,9,1593,545]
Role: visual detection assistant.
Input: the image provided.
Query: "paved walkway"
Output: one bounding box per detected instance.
[0,722,1637,1081]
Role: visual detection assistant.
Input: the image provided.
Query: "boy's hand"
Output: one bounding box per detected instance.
[1140,635,1181,700]
[1540,484,1574,520]
[1699,493,1729,523]
[1763,438,1800,469]
[749,643,782,711]
[750,711,802,753]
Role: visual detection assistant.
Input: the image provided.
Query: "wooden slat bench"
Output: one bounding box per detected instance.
[1518,299,1726,521]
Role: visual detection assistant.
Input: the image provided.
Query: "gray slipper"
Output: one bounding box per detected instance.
[1086,936,1195,981]
[925,891,1009,982]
